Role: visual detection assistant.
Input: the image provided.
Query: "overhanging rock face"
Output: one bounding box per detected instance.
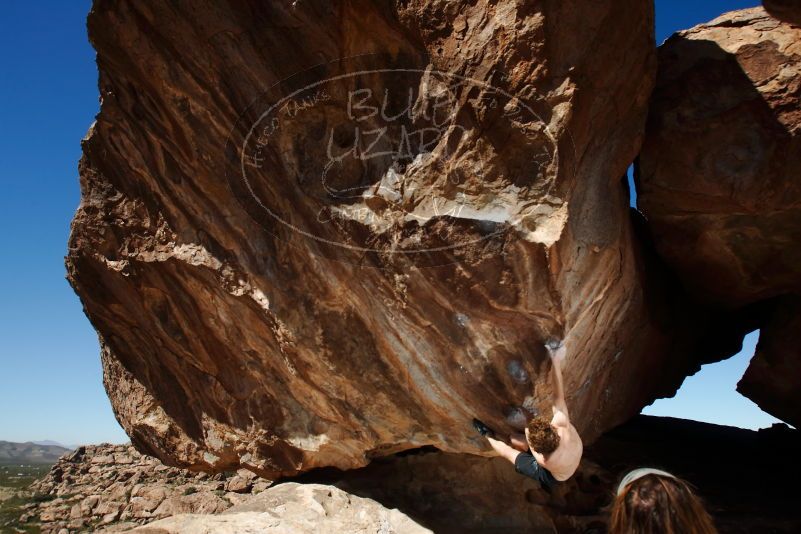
[67,0,690,478]
[638,7,801,428]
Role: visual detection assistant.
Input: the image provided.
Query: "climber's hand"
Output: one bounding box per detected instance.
[545,338,566,364]
[472,418,495,439]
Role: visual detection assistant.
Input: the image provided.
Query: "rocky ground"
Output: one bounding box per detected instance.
[8,444,270,533]
[131,483,432,534]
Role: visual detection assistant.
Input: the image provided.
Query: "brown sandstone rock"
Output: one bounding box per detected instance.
[133,483,432,534]
[152,492,230,519]
[26,443,269,533]
[95,501,125,517]
[67,0,709,478]
[80,494,100,515]
[638,7,801,427]
[102,511,122,525]
[222,492,251,507]
[223,472,253,494]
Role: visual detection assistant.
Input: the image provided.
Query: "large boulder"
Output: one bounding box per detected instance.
[638,7,801,427]
[67,0,693,478]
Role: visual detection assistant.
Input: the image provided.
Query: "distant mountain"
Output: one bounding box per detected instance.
[0,441,70,464]
[31,440,80,449]
[32,440,68,448]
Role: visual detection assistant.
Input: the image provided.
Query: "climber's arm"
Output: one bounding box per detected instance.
[510,432,529,452]
[549,343,570,423]
[486,435,523,465]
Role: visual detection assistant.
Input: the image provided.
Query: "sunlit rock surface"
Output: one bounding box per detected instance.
[638,7,801,427]
[65,0,710,477]
[131,483,432,534]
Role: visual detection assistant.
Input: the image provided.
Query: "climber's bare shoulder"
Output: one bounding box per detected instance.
[540,412,583,481]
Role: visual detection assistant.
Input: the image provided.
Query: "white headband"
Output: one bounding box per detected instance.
[616,468,676,495]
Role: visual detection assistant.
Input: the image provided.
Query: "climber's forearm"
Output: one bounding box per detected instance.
[509,432,529,452]
[551,349,569,416]
[487,436,522,465]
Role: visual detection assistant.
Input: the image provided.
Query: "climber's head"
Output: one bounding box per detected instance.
[525,416,560,455]
[610,470,717,534]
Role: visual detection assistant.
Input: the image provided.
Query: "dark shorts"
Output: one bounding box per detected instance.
[515,452,558,491]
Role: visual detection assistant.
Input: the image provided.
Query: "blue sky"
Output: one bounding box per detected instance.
[0,1,773,446]
[0,0,123,445]
[642,331,781,429]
